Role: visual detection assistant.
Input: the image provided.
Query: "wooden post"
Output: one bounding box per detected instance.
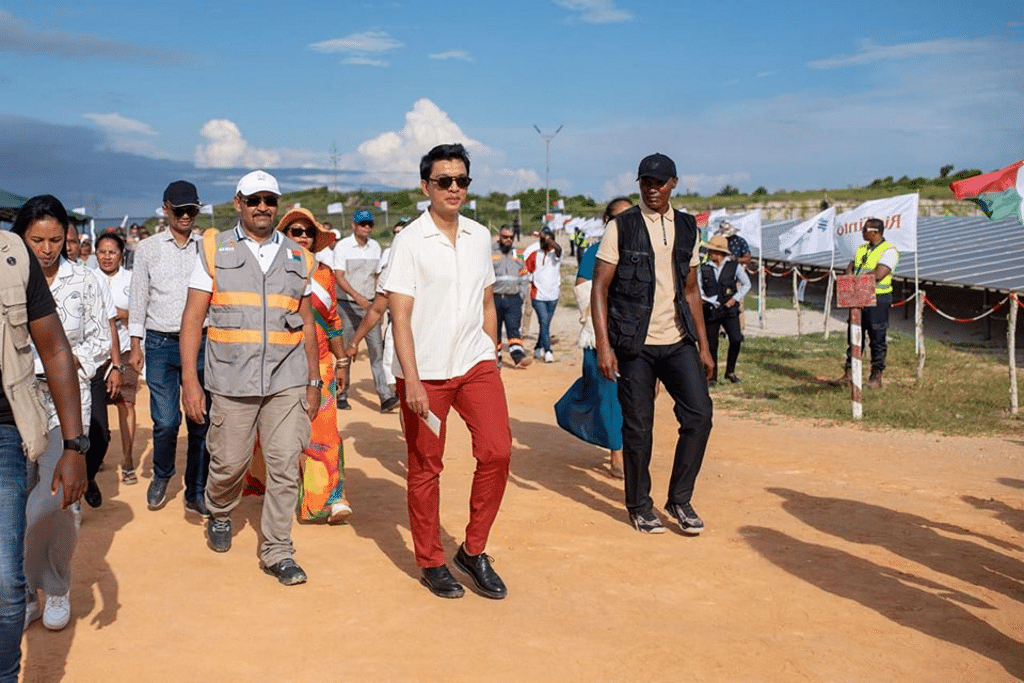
[1010,293,1019,416]
[916,288,926,380]
[850,307,863,419]
[792,268,802,336]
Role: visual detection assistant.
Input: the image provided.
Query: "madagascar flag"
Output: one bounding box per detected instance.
[949,160,1024,224]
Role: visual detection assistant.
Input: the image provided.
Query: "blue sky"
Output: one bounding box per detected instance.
[1,0,1021,220]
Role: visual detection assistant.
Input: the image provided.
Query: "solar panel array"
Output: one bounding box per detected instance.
[758,215,1023,292]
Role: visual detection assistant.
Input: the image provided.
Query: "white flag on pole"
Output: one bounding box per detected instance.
[326,202,344,215]
[778,207,835,258]
[416,200,430,212]
[712,209,762,249]
[834,193,918,262]
[467,200,476,210]
[72,207,86,215]
[375,200,388,212]
[200,204,214,216]
[505,199,521,211]
[120,214,129,229]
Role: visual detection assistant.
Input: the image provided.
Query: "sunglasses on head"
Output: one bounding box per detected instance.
[243,194,279,208]
[171,206,200,218]
[428,175,472,190]
[286,226,317,239]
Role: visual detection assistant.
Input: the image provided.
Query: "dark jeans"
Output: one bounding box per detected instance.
[146,330,210,502]
[844,293,892,371]
[704,311,743,381]
[494,292,526,361]
[0,425,26,682]
[531,299,557,353]
[337,300,394,404]
[86,364,110,482]
[616,340,713,514]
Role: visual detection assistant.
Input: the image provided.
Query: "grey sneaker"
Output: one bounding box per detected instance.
[666,502,704,535]
[146,476,170,510]
[207,517,232,552]
[629,509,667,534]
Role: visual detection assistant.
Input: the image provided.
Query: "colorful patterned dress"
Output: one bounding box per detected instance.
[244,262,346,521]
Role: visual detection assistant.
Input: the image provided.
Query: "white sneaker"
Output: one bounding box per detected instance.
[544,351,554,363]
[24,596,40,631]
[42,593,70,631]
[328,501,353,524]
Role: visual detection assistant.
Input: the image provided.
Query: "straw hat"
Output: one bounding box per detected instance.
[276,207,336,253]
[706,234,732,254]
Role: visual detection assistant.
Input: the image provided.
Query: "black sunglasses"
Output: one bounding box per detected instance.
[171,206,200,218]
[243,194,279,208]
[428,175,472,190]
[356,221,374,227]
[286,226,317,239]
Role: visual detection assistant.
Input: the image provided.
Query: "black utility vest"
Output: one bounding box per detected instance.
[606,206,698,355]
[699,260,739,305]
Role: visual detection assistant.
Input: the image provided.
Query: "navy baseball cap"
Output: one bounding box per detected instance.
[353,209,374,224]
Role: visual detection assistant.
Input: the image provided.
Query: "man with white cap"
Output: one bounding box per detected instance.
[180,170,320,585]
[128,180,211,516]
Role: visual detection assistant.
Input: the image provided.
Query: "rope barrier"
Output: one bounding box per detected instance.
[891,290,917,308]
[922,293,1011,322]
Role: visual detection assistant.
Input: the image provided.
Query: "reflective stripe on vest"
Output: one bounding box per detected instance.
[854,240,898,295]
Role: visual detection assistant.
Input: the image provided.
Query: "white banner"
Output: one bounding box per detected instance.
[416,200,430,212]
[505,199,521,211]
[834,193,918,262]
[711,209,762,249]
[778,206,835,258]
[72,206,86,215]
[326,202,344,215]
[200,204,214,216]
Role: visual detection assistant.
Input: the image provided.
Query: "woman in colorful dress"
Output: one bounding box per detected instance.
[95,232,138,484]
[14,195,110,631]
[245,208,351,523]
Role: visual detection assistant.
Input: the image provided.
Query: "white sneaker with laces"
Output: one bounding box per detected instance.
[544,351,554,363]
[24,597,40,631]
[42,593,71,631]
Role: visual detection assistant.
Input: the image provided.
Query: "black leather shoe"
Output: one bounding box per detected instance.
[147,477,169,510]
[206,517,232,553]
[262,558,307,586]
[84,480,102,508]
[185,496,210,518]
[724,373,742,384]
[453,544,507,599]
[420,565,464,599]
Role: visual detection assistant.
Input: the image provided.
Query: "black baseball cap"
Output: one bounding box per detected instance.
[163,180,200,207]
[636,153,677,181]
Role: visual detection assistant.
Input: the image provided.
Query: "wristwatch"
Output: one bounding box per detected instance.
[308,379,325,389]
[63,434,90,453]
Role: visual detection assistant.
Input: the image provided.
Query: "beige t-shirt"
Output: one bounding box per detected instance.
[596,203,700,346]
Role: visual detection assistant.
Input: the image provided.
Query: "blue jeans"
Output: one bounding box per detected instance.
[146,331,210,502]
[531,299,558,353]
[0,424,27,682]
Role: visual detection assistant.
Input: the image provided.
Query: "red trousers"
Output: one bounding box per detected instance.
[398,361,512,568]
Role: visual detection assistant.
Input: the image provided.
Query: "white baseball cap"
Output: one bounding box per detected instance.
[236,170,280,196]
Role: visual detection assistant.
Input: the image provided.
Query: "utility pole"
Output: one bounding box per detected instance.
[533,124,563,220]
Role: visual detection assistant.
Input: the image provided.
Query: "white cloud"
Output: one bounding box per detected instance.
[554,0,633,23]
[602,172,636,200]
[194,119,281,168]
[429,50,472,61]
[808,38,991,69]
[309,30,403,66]
[83,113,157,137]
[354,98,541,193]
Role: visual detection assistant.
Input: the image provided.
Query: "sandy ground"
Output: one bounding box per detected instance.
[20,297,1024,682]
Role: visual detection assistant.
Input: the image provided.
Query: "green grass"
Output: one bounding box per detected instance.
[711,331,1023,437]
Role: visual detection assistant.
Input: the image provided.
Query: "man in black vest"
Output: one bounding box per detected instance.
[699,234,751,386]
[591,153,715,535]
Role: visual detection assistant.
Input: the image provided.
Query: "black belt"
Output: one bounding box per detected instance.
[494,292,521,298]
[148,329,179,340]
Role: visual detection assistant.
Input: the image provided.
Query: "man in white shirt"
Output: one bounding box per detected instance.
[383,144,511,601]
[334,209,398,412]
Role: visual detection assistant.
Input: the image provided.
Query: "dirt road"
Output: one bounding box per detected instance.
[21,306,1024,682]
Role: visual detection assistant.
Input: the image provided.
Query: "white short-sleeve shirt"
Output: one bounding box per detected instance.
[381,211,496,381]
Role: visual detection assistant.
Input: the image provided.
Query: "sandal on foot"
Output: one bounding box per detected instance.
[121,468,138,485]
